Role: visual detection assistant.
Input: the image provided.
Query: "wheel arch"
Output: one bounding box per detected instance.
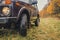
[17,7,30,26]
[17,7,30,19]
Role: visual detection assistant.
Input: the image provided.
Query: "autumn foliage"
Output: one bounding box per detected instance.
[40,0,60,17]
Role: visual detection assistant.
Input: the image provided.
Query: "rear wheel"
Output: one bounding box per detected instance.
[35,18,40,26]
[18,13,28,36]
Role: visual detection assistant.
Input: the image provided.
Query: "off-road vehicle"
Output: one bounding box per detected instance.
[0,0,40,36]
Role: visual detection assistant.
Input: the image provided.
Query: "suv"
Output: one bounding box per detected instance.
[0,0,40,36]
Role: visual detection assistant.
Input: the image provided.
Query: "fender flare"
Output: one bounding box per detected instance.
[17,7,30,18]
[16,7,30,23]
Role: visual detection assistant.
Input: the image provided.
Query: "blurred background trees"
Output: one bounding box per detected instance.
[39,0,60,17]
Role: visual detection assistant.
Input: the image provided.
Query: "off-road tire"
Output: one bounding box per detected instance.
[17,13,28,37]
[35,18,40,26]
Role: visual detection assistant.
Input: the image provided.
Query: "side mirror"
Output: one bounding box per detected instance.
[31,0,37,5]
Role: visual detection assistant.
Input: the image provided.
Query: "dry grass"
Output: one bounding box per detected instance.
[0,17,60,40]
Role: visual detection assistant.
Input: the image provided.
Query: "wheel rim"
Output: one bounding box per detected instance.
[20,14,27,28]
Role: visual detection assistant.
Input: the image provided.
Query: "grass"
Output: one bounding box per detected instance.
[0,17,60,40]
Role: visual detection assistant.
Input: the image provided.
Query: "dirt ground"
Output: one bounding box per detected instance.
[0,17,60,40]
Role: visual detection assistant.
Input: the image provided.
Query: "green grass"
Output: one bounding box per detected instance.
[0,17,60,40]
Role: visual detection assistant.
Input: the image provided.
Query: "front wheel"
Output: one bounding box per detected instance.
[17,13,28,36]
